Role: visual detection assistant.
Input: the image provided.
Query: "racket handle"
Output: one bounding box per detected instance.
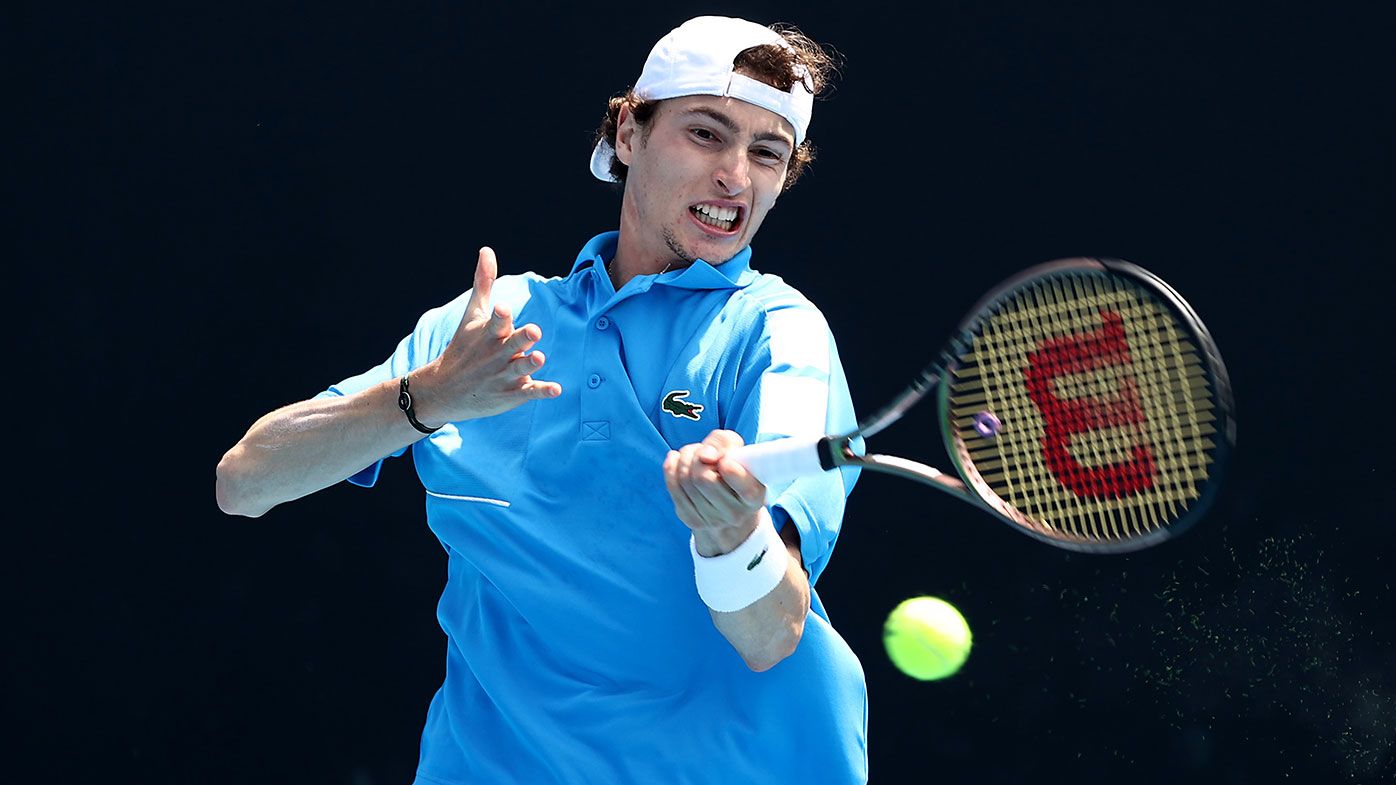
[728,436,828,488]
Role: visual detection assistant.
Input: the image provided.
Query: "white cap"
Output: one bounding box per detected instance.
[590,15,815,182]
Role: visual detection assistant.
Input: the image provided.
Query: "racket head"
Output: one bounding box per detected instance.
[937,258,1236,553]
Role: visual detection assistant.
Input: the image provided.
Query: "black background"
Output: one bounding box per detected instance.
[14,2,1395,783]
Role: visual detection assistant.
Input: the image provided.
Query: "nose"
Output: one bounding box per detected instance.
[713,150,750,197]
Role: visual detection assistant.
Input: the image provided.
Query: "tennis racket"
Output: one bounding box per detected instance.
[730,257,1236,553]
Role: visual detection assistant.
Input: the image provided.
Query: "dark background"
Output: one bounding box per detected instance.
[14,1,1394,783]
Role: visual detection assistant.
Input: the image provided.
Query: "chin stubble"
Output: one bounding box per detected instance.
[662,228,695,266]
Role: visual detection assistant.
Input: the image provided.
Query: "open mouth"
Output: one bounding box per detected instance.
[690,203,742,233]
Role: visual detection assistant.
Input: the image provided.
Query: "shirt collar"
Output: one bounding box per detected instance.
[569,231,758,290]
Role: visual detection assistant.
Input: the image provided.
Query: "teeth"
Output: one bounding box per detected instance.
[693,204,737,231]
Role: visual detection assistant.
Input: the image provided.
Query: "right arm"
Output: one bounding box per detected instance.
[215,247,563,518]
[215,378,427,518]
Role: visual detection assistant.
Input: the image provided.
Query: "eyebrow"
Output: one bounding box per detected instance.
[680,107,793,147]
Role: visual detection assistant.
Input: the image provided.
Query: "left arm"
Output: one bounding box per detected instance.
[664,430,810,671]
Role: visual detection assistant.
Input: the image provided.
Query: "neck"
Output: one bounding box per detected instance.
[607,250,674,290]
[609,224,684,289]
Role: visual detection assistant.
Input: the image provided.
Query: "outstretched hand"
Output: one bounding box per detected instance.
[664,430,770,556]
[412,247,563,427]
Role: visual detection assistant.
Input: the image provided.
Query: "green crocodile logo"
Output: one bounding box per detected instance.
[662,390,705,421]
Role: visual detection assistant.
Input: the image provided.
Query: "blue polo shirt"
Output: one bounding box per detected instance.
[318,232,867,784]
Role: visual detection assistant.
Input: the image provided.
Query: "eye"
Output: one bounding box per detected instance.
[690,127,719,142]
[753,147,787,165]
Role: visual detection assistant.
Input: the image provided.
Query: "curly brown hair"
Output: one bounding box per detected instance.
[593,24,841,191]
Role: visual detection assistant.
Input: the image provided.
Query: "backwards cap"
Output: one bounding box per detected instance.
[589,16,815,182]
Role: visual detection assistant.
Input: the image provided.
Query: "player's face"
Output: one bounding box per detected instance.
[616,94,793,267]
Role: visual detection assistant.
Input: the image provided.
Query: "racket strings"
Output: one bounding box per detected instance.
[1048,277,1212,530]
[1126,274,1209,531]
[947,271,1220,545]
[1074,274,1141,542]
[1060,275,1122,542]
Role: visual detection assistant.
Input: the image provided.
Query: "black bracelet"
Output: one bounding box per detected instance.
[398,376,441,434]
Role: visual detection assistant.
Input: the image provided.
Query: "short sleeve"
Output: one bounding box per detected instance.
[727,299,862,585]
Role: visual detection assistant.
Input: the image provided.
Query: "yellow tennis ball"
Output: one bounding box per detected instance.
[883,596,972,680]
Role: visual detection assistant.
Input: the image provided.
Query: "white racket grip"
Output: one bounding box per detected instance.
[729,436,827,503]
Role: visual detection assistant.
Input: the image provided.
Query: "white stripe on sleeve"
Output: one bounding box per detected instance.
[764,308,830,375]
[757,373,829,439]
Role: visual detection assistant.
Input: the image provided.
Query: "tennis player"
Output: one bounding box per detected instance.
[217,15,867,784]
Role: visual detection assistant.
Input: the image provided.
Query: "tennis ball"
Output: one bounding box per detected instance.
[883,595,972,681]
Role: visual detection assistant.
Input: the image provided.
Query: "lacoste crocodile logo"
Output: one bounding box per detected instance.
[747,547,769,571]
[662,390,705,421]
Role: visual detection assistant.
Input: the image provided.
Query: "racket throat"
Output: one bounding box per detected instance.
[851,453,972,499]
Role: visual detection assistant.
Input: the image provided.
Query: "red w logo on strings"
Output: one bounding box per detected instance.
[1024,310,1156,499]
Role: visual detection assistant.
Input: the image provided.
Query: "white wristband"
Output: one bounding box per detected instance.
[689,508,789,613]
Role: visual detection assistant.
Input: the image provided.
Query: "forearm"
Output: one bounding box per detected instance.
[215,377,423,517]
[697,524,810,671]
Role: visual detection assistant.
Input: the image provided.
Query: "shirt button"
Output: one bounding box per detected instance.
[587,373,603,388]
[595,316,611,330]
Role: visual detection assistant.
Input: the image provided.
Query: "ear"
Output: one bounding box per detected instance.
[615,102,636,167]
